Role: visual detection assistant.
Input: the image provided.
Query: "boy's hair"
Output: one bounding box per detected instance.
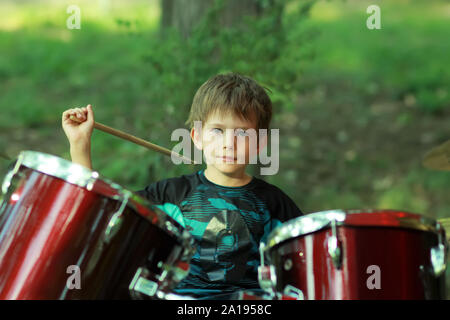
[186,73,272,130]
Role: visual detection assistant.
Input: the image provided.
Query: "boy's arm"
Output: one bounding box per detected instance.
[70,141,93,170]
[136,179,187,228]
[62,104,95,170]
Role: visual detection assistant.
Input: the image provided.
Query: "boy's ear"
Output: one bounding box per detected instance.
[191,127,203,150]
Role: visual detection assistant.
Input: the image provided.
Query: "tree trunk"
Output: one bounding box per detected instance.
[161,0,174,29]
[160,0,277,39]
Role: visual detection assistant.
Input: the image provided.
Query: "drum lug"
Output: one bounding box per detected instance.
[129,236,194,300]
[283,284,304,300]
[0,160,25,214]
[430,244,446,277]
[129,267,159,299]
[1,158,22,196]
[1,171,15,213]
[104,194,129,244]
[258,242,277,298]
[129,260,191,300]
[1,168,16,196]
[258,265,277,297]
[328,219,343,269]
[430,224,448,277]
[157,260,190,283]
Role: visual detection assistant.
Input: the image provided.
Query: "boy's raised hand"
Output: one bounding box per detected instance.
[62,104,95,146]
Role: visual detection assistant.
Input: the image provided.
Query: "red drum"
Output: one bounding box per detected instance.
[259,210,448,300]
[0,151,195,299]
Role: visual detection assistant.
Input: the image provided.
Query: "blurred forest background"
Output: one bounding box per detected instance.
[0,0,449,296]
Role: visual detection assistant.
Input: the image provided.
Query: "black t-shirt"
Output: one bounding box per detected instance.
[137,169,303,298]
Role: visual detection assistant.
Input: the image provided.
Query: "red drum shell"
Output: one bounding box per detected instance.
[0,152,193,299]
[265,210,447,300]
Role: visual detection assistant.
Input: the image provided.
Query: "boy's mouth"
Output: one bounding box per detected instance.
[217,156,237,163]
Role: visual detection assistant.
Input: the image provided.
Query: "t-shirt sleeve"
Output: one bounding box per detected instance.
[275,188,304,222]
[135,179,187,228]
[264,184,303,224]
[260,184,304,244]
[136,181,164,205]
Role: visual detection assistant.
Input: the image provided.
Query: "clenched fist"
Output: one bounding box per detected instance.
[62,104,95,146]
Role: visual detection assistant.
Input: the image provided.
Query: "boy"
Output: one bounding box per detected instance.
[62,73,303,299]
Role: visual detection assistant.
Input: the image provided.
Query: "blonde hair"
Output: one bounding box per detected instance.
[186,73,272,130]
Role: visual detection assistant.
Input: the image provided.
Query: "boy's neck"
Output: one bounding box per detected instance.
[204,166,253,187]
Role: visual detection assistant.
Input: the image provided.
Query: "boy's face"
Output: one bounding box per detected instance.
[191,110,264,175]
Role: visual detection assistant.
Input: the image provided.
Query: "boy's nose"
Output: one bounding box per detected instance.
[223,129,235,150]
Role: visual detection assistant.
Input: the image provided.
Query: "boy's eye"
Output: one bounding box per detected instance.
[209,128,249,136]
[211,128,223,134]
[235,129,249,137]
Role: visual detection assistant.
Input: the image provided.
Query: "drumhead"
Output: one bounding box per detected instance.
[7,150,191,244]
[265,209,443,251]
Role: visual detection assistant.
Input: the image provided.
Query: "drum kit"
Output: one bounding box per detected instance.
[0,151,195,299]
[0,121,449,299]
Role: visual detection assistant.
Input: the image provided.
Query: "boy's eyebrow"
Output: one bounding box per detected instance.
[207,123,225,127]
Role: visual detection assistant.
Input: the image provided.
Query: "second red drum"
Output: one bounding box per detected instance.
[259,210,448,300]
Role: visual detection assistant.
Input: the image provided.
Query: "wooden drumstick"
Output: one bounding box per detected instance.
[70,116,196,164]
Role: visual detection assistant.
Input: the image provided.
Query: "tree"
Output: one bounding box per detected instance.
[160,0,283,39]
